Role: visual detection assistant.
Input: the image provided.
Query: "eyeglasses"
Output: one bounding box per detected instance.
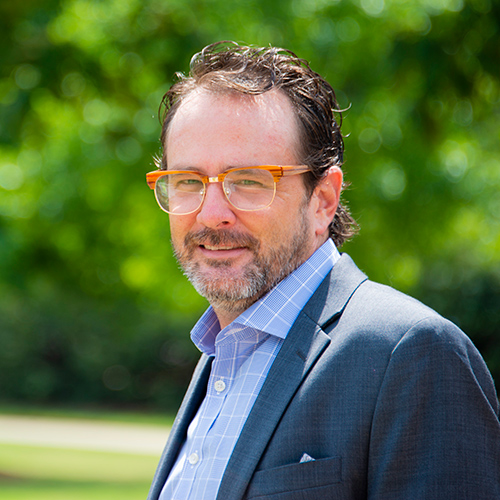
[146,165,312,215]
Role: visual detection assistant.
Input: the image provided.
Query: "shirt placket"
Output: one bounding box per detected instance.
[176,339,236,499]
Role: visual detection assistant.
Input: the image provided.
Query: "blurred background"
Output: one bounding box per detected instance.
[1,0,499,426]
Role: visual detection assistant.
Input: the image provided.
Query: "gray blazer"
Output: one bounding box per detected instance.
[148,254,500,500]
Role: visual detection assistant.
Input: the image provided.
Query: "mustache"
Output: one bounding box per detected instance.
[184,228,260,250]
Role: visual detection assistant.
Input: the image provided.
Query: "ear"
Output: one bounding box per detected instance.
[310,166,343,238]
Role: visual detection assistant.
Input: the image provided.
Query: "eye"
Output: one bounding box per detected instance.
[177,178,202,186]
[172,175,203,191]
[233,178,264,187]
[226,169,274,190]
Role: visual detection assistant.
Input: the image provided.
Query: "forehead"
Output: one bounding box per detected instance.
[165,89,302,168]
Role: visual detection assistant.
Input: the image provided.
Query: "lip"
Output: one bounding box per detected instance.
[197,245,248,259]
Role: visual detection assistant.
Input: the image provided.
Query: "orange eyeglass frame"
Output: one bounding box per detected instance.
[146,165,312,189]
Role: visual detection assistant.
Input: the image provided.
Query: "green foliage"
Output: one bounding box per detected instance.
[1,0,499,406]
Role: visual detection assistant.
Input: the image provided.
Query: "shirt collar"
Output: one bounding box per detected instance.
[191,239,340,356]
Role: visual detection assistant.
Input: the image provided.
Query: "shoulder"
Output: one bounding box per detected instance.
[310,252,495,372]
[347,278,439,325]
[310,278,498,427]
[345,278,468,350]
[322,253,462,343]
[337,276,481,362]
[321,266,499,410]
[317,255,493,376]
[350,281,481,369]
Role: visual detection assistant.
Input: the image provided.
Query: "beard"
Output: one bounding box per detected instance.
[172,205,312,317]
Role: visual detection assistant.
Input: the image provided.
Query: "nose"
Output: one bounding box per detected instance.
[196,182,237,228]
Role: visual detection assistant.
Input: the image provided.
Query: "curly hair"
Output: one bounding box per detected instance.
[159,41,358,247]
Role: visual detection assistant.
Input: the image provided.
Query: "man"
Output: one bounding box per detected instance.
[146,42,500,500]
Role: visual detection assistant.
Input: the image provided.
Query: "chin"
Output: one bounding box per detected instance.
[187,265,268,307]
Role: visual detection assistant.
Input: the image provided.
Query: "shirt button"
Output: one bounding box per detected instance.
[214,380,226,393]
[188,453,199,465]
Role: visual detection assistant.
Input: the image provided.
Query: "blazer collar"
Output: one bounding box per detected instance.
[306,253,368,329]
[216,253,367,500]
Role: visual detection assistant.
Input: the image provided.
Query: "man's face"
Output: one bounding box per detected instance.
[165,89,331,326]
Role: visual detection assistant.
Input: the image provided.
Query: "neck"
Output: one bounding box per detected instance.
[211,298,257,329]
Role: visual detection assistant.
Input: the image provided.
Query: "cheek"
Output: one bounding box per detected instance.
[245,213,292,247]
[238,212,274,236]
[168,216,191,245]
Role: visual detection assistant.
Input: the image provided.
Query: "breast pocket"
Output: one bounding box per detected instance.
[246,456,342,499]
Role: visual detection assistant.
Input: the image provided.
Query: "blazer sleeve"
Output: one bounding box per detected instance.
[367,316,500,500]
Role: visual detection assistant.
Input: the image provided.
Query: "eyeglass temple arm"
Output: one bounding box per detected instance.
[267,165,311,181]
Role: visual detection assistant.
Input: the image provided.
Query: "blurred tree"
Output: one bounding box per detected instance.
[0,0,499,409]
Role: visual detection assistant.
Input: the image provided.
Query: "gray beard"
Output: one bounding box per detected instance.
[173,208,311,316]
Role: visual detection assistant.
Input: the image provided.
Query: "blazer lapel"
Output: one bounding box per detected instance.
[216,253,368,500]
[311,253,368,330]
[216,313,329,500]
[147,354,213,500]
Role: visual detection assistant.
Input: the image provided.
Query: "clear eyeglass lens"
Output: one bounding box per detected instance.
[154,168,276,214]
[224,168,275,210]
[155,173,204,214]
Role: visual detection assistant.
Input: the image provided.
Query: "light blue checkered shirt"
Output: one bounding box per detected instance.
[160,239,340,500]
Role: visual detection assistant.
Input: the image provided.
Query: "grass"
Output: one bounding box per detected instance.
[0,479,152,500]
[0,443,160,481]
[0,407,174,499]
[0,443,160,500]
